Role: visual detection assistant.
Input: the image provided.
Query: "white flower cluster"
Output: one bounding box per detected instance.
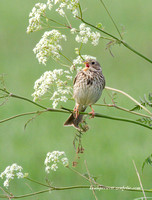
[70,55,97,72]
[27,0,79,34]
[44,151,69,173]
[27,3,47,33]
[33,30,66,65]
[74,23,101,46]
[47,0,79,17]
[32,69,72,108]
[0,163,25,188]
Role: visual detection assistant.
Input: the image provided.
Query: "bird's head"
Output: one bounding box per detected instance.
[83,59,101,72]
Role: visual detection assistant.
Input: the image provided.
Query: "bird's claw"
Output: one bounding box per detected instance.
[74,105,79,118]
[89,105,95,119]
[89,111,95,119]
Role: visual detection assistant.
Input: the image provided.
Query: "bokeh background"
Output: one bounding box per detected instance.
[0,0,152,199]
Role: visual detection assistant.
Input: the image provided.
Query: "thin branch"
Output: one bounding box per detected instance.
[0,111,44,124]
[68,166,91,183]
[0,105,152,131]
[25,177,50,188]
[84,160,98,200]
[133,161,147,200]
[78,3,83,19]
[93,112,152,130]
[43,16,65,27]
[94,103,151,119]
[59,51,73,64]
[99,0,123,39]
[1,185,152,199]
[77,16,152,64]
[1,89,152,130]
[0,89,47,110]
[105,86,152,116]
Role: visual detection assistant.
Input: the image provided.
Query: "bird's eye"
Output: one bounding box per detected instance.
[91,61,95,65]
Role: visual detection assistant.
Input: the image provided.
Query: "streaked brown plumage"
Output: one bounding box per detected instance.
[64,59,105,129]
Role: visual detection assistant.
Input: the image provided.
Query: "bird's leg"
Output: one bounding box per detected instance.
[74,104,79,118]
[89,105,95,118]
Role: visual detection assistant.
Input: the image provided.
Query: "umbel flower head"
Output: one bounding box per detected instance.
[27,0,79,34]
[74,23,101,46]
[33,30,67,65]
[44,151,69,173]
[47,0,79,17]
[32,69,72,108]
[0,163,27,188]
[27,3,47,33]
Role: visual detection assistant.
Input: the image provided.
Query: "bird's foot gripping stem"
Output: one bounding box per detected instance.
[74,104,79,118]
[89,105,95,119]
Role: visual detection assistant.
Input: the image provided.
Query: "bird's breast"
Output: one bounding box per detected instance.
[73,71,105,106]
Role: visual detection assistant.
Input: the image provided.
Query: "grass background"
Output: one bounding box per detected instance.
[0,0,152,199]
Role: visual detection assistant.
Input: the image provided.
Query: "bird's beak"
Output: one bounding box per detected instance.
[83,61,89,71]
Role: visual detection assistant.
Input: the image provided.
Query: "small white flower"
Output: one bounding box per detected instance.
[71,28,77,34]
[44,151,69,173]
[71,55,96,72]
[16,172,24,179]
[0,163,26,188]
[52,98,60,108]
[32,69,72,108]
[51,164,58,171]
[33,30,66,64]
[75,23,101,46]
[61,157,69,166]
[60,96,68,102]
[66,75,72,80]
[45,166,51,173]
[56,7,65,16]
[27,3,47,33]
[4,180,9,188]
[91,32,101,46]
[47,0,53,10]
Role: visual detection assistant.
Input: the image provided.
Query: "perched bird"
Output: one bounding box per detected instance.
[64,59,105,129]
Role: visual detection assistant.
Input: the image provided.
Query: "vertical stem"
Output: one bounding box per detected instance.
[99,0,123,39]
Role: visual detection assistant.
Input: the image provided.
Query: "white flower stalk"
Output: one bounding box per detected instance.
[71,55,96,72]
[75,23,101,46]
[33,30,66,65]
[32,69,72,108]
[27,3,47,33]
[0,163,26,188]
[44,151,69,173]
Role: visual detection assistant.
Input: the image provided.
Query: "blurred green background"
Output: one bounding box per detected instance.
[0,0,152,199]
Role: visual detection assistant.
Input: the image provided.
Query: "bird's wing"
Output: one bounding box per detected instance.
[73,71,81,85]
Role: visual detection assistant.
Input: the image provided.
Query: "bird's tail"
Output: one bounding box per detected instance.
[64,106,86,129]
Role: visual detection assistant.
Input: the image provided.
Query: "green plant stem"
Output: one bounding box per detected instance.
[25,177,50,188]
[1,89,152,130]
[105,86,152,116]
[94,104,151,119]
[133,161,147,200]
[1,185,152,199]
[59,51,73,64]
[0,111,41,124]
[77,16,152,64]
[92,112,152,130]
[99,0,123,39]
[68,166,91,182]
[44,16,65,27]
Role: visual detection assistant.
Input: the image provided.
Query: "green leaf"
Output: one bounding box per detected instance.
[137,117,152,126]
[83,172,101,182]
[142,154,152,172]
[131,93,152,111]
